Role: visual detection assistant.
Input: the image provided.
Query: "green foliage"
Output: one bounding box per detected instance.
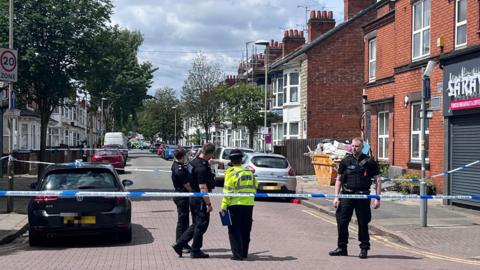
[218,82,264,148]
[137,87,180,142]
[181,54,223,142]
[392,172,436,195]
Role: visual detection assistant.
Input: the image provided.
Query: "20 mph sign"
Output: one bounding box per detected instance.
[0,48,18,83]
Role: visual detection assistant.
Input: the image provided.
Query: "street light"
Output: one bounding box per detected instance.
[420,60,436,227]
[255,39,269,152]
[172,105,177,145]
[100,97,108,146]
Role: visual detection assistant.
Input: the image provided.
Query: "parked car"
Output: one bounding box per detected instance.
[187,145,202,161]
[243,153,296,194]
[103,132,128,160]
[28,163,133,246]
[163,145,178,160]
[211,147,255,186]
[91,148,125,171]
[103,145,127,166]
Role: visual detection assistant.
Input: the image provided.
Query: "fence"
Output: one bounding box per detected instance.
[274,139,326,175]
[1,150,85,175]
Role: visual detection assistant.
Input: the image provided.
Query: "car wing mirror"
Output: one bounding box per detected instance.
[122,179,133,187]
[30,182,38,190]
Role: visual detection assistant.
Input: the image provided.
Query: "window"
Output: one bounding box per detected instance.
[410,103,429,161]
[283,72,299,104]
[276,78,284,107]
[65,130,70,145]
[283,123,287,139]
[289,122,299,138]
[368,38,376,82]
[21,124,28,150]
[377,112,389,160]
[455,0,467,48]
[31,125,37,149]
[412,0,430,60]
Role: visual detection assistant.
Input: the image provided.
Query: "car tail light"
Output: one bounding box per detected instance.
[33,196,58,203]
[246,165,255,174]
[92,155,100,162]
[288,167,296,176]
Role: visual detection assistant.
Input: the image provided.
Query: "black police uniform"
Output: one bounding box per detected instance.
[171,160,192,242]
[336,153,379,251]
[174,157,215,256]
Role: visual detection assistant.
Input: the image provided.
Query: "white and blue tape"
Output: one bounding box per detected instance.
[0,190,478,200]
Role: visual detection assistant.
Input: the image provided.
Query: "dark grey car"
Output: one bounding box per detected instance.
[28,163,133,246]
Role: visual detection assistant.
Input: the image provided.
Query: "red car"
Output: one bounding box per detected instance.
[91,149,125,170]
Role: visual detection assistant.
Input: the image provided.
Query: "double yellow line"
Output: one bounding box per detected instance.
[302,209,480,266]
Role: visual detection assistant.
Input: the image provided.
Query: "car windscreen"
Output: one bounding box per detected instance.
[222,149,254,160]
[251,156,289,169]
[42,169,119,191]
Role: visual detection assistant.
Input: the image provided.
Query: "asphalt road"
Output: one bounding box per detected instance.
[0,151,478,269]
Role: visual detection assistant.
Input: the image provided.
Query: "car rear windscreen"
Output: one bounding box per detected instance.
[251,156,289,169]
[42,169,118,190]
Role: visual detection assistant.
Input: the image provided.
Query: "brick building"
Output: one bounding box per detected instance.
[363,0,480,205]
[270,0,379,140]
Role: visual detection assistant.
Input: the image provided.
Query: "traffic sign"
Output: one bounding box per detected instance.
[0,48,18,82]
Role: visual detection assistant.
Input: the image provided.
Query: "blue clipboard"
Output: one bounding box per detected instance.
[219,210,232,226]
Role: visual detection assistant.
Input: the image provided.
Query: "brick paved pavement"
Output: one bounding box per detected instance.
[0,198,478,269]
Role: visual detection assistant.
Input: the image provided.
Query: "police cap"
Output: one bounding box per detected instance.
[229,149,244,159]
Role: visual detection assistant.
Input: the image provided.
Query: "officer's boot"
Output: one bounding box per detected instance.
[359,249,368,259]
[328,247,348,256]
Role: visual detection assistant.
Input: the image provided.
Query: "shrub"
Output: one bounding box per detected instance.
[392,172,436,195]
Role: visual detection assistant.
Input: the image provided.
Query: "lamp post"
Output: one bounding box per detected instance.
[420,60,436,227]
[100,97,107,146]
[172,105,177,145]
[255,40,269,153]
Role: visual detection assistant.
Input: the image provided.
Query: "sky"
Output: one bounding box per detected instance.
[110,0,345,97]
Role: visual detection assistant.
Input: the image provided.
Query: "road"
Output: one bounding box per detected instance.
[0,151,478,269]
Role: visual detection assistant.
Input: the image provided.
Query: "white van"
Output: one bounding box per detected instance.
[104,132,128,163]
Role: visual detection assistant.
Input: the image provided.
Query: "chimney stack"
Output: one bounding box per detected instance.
[282,29,305,57]
[344,0,374,21]
[308,10,336,43]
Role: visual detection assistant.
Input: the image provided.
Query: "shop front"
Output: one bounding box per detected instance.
[442,47,480,207]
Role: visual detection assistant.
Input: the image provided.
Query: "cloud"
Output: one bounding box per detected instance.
[111,0,344,96]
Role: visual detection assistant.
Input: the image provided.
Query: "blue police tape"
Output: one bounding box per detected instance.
[0,190,479,200]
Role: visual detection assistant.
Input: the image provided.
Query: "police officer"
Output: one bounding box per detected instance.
[221,149,258,261]
[171,147,193,253]
[172,143,216,259]
[329,137,381,259]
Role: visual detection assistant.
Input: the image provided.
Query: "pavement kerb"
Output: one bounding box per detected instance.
[300,199,415,247]
[0,216,28,245]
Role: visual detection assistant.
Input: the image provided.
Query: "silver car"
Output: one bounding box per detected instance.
[243,153,296,193]
[212,147,254,186]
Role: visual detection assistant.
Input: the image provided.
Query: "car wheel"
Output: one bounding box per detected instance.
[28,230,44,247]
[117,226,132,243]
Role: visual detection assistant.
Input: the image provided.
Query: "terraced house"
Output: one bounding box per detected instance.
[363,0,480,206]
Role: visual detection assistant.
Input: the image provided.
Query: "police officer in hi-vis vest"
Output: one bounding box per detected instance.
[221,149,258,261]
[329,137,381,259]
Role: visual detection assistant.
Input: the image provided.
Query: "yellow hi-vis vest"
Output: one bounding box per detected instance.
[221,165,258,210]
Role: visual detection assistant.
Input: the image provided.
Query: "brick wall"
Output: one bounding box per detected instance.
[306,9,376,140]
[363,0,480,193]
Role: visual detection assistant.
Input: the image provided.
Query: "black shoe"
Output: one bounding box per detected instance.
[359,249,368,259]
[182,244,192,253]
[242,254,248,259]
[329,248,348,256]
[191,251,210,259]
[230,256,243,261]
[172,244,183,257]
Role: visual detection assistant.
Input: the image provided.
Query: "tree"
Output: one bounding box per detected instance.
[219,83,264,148]
[0,0,112,168]
[181,54,223,142]
[137,87,181,143]
[79,26,156,133]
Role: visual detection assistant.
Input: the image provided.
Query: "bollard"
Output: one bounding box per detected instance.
[6,156,14,213]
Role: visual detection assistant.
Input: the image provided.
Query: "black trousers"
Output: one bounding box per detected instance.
[335,198,371,250]
[227,205,253,258]
[176,197,210,252]
[173,197,192,241]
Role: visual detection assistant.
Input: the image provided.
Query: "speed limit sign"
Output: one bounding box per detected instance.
[0,48,18,82]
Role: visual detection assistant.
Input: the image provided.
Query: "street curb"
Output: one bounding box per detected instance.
[0,218,28,245]
[300,199,414,247]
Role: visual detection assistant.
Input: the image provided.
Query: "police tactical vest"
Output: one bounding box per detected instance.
[221,166,258,208]
[342,155,373,192]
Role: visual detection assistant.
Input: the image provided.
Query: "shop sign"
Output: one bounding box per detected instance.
[446,67,480,99]
[450,97,480,111]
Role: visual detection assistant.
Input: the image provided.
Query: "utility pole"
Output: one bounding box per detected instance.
[6,0,14,212]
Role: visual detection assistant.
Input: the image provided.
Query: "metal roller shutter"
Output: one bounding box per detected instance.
[451,114,480,207]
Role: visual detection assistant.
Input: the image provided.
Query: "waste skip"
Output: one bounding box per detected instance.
[311,154,338,186]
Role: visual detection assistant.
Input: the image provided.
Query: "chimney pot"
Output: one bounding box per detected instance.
[274,41,279,47]
[284,30,289,37]
[289,29,294,37]
[310,10,315,19]
[322,10,328,19]
[316,10,321,19]
[294,29,299,37]
[328,11,333,19]
[300,30,304,37]
[271,39,274,46]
